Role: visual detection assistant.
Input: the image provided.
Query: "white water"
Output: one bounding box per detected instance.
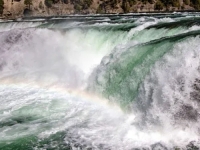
[0,21,42,32]
[134,36,200,148]
[1,16,200,149]
[137,36,200,117]
[0,28,131,90]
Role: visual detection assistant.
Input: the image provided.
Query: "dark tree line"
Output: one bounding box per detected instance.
[24,0,200,13]
[155,0,200,10]
[72,0,93,12]
[44,0,93,12]
[0,0,4,15]
[22,0,200,13]
[24,0,32,9]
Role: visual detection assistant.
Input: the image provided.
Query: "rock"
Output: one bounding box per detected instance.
[1,0,200,19]
[23,8,32,16]
[151,143,168,150]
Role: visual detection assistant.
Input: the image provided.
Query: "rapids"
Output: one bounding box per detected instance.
[1,13,200,149]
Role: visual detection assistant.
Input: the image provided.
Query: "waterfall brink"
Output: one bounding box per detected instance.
[1,13,200,149]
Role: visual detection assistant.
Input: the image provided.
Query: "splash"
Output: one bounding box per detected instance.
[1,13,200,149]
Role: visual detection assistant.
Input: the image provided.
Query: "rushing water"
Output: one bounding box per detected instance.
[1,13,200,150]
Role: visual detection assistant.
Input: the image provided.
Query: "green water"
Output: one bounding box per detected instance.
[1,13,200,149]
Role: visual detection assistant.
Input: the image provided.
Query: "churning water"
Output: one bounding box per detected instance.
[1,13,200,150]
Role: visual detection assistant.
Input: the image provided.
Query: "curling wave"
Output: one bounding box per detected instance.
[1,13,200,149]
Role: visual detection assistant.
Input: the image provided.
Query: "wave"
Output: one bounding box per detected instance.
[1,14,200,149]
[89,30,200,106]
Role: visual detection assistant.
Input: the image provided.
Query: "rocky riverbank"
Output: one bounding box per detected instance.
[0,0,199,19]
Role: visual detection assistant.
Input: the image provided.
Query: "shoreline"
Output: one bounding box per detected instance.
[20,11,200,21]
[0,11,199,21]
[1,0,200,20]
